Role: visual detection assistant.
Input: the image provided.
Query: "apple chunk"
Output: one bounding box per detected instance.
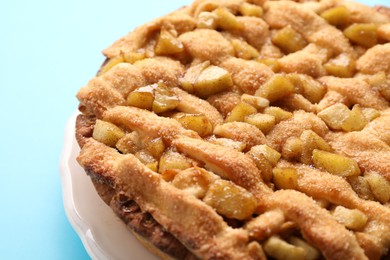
[126,85,155,110]
[193,65,233,98]
[172,113,213,137]
[255,75,294,102]
[93,120,125,147]
[155,28,183,55]
[312,149,361,177]
[273,168,298,190]
[203,179,257,220]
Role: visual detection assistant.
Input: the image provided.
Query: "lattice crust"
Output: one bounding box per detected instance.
[76,0,390,259]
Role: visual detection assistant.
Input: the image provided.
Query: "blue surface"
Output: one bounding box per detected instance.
[0,0,387,259]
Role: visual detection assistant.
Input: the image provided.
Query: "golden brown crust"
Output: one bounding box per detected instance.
[109,192,196,260]
[78,139,264,259]
[76,114,196,259]
[318,76,388,110]
[89,179,197,259]
[75,114,95,147]
[264,190,366,260]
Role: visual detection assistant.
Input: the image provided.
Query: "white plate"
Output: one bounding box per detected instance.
[59,112,159,260]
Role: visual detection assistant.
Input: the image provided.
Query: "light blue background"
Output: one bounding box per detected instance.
[0,0,386,259]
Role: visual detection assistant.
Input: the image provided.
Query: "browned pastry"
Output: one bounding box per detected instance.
[75,0,390,259]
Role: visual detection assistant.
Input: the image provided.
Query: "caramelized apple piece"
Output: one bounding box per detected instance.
[193,65,233,98]
[135,151,158,172]
[203,179,258,220]
[92,119,125,147]
[263,106,292,123]
[300,130,332,164]
[179,61,210,93]
[288,237,320,260]
[364,172,390,203]
[365,72,390,101]
[231,39,259,60]
[272,26,307,54]
[145,137,165,159]
[317,103,350,130]
[127,85,156,110]
[197,11,218,29]
[172,167,217,199]
[282,137,303,161]
[320,6,350,27]
[241,94,270,109]
[123,52,146,64]
[239,3,263,17]
[286,74,326,104]
[344,23,378,48]
[250,145,281,166]
[347,176,375,200]
[312,149,361,177]
[257,58,280,72]
[280,94,314,112]
[154,28,183,55]
[98,56,124,76]
[213,7,242,31]
[116,132,140,154]
[152,83,180,114]
[324,53,356,78]
[273,168,298,190]
[264,236,306,260]
[245,113,275,133]
[332,206,368,231]
[172,113,213,137]
[255,75,295,102]
[341,105,368,132]
[225,102,257,122]
[159,149,193,174]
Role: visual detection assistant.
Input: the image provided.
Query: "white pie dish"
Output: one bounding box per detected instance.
[59,112,158,260]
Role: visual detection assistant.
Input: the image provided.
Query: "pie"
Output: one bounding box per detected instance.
[74,0,390,259]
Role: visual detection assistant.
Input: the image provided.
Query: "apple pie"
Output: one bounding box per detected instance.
[74,0,390,259]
